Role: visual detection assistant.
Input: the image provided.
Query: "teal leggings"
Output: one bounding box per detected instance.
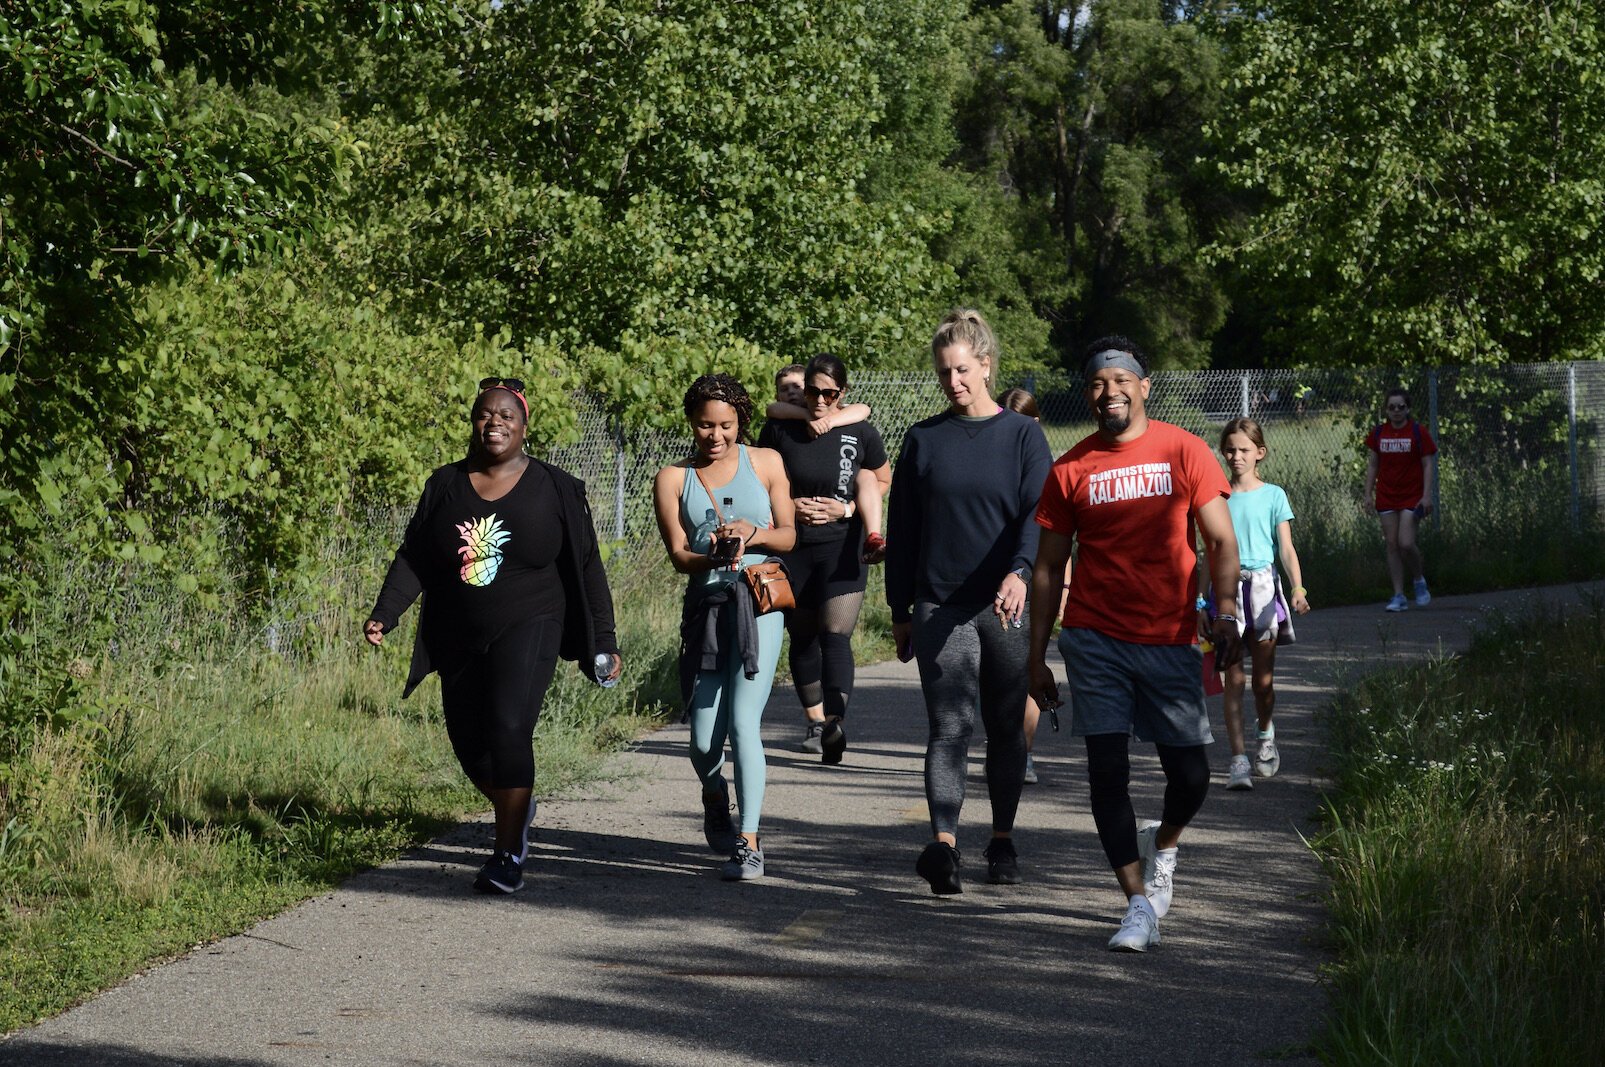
[688,610,784,834]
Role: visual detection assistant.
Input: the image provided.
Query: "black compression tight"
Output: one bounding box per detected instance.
[438,615,562,790]
[788,590,865,719]
[1084,733,1210,869]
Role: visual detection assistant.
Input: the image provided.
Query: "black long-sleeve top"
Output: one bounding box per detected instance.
[369,458,620,696]
[884,409,1054,624]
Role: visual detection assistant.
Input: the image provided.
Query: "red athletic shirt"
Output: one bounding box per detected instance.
[1365,420,1437,510]
[1036,420,1230,645]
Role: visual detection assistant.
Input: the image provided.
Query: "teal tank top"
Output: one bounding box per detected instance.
[679,445,775,592]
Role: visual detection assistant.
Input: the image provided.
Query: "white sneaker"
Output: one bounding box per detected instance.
[1385,594,1409,612]
[1107,895,1161,952]
[1135,820,1177,918]
[1226,754,1254,790]
[1255,736,1281,778]
[1414,577,1431,607]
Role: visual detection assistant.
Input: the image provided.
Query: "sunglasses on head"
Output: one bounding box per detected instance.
[479,377,526,393]
[803,385,842,402]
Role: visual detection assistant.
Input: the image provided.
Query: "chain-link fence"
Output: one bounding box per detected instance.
[545,363,1605,573]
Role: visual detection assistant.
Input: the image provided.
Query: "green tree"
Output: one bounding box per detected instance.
[0,0,456,732]
[1209,0,1605,365]
[336,0,954,413]
[951,0,1229,369]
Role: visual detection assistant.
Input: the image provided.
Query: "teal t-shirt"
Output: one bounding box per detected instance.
[1227,483,1294,570]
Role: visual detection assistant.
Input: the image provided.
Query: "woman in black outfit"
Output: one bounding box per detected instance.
[886,310,1052,894]
[756,353,890,763]
[365,378,622,895]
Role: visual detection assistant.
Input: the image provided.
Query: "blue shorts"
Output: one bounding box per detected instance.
[1059,627,1213,746]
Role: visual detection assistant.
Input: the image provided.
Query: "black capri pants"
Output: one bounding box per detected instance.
[438,614,562,789]
[785,530,869,720]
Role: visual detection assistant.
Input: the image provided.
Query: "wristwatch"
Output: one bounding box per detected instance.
[1013,566,1031,584]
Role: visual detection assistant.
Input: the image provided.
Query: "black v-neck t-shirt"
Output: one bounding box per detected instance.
[420,461,566,651]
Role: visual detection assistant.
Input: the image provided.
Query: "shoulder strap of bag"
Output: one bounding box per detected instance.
[692,463,727,524]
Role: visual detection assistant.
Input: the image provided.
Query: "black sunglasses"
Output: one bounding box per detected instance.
[479,377,526,393]
[803,385,843,402]
[1385,402,1408,410]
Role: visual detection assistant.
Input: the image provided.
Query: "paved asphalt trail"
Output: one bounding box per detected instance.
[5,582,1598,1066]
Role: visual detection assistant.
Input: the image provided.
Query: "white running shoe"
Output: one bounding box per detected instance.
[1226,754,1254,790]
[1414,577,1431,607]
[1107,895,1161,952]
[1385,594,1409,613]
[1135,820,1177,918]
[1255,736,1281,778]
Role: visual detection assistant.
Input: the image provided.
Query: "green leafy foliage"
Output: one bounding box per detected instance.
[948,1,1229,369]
[0,0,460,735]
[1208,0,1605,365]
[336,0,954,419]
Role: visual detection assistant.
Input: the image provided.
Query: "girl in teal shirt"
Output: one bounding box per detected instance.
[1213,418,1311,791]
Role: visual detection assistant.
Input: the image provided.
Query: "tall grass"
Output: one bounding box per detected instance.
[0,524,685,1032]
[1314,599,1605,1064]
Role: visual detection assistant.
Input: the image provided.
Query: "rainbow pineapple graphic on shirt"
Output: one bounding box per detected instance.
[456,515,511,586]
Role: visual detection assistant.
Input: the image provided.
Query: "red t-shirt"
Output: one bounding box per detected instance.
[1365,420,1437,510]
[1036,420,1230,645]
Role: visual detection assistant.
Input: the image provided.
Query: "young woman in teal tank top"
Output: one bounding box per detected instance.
[652,374,795,881]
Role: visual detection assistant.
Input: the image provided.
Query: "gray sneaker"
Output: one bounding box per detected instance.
[1255,736,1281,778]
[1022,753,1039,785]
[1226,754,1254,791]
[799,721,825,753]
[720,839,764,881]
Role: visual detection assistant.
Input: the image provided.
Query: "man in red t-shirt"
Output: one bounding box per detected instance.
[1028,336,1244,953]
[1363,387,1438,612]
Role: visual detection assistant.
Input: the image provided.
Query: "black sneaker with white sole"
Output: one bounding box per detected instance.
[474,850,524,894]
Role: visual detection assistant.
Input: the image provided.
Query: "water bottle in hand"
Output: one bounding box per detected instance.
[594,652,618,689]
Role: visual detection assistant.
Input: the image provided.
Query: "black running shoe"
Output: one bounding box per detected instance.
[983,837,1020,885]
[821,719,846,765]
[799,721,825,753]
[915,840,963,895]
[474,850,524,894]
[702,779,739,853]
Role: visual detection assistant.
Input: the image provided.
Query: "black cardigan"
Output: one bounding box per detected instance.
[368,458,621,697]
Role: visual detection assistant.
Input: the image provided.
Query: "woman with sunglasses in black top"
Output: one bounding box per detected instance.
[365,378,622,895]
[756,354,891,763]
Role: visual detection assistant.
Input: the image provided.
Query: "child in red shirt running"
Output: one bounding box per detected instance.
[1363,387,1437,612]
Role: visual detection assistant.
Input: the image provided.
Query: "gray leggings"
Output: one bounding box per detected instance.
[913,599,1030,838]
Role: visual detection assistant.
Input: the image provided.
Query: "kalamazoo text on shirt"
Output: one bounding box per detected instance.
[1086,462,1174,505]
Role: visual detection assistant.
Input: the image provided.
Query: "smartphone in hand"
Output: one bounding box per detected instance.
[708,536,742,565]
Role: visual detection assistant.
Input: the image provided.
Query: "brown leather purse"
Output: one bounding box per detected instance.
[743,557,794,614]
[694,464,795,615]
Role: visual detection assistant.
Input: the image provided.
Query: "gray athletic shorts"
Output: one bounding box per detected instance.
[1059,627,1213,746]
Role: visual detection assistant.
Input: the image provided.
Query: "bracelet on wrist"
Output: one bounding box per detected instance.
[1215,613,1239,624]
[1291,585,1307,598]
[1195,596,1208,611]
